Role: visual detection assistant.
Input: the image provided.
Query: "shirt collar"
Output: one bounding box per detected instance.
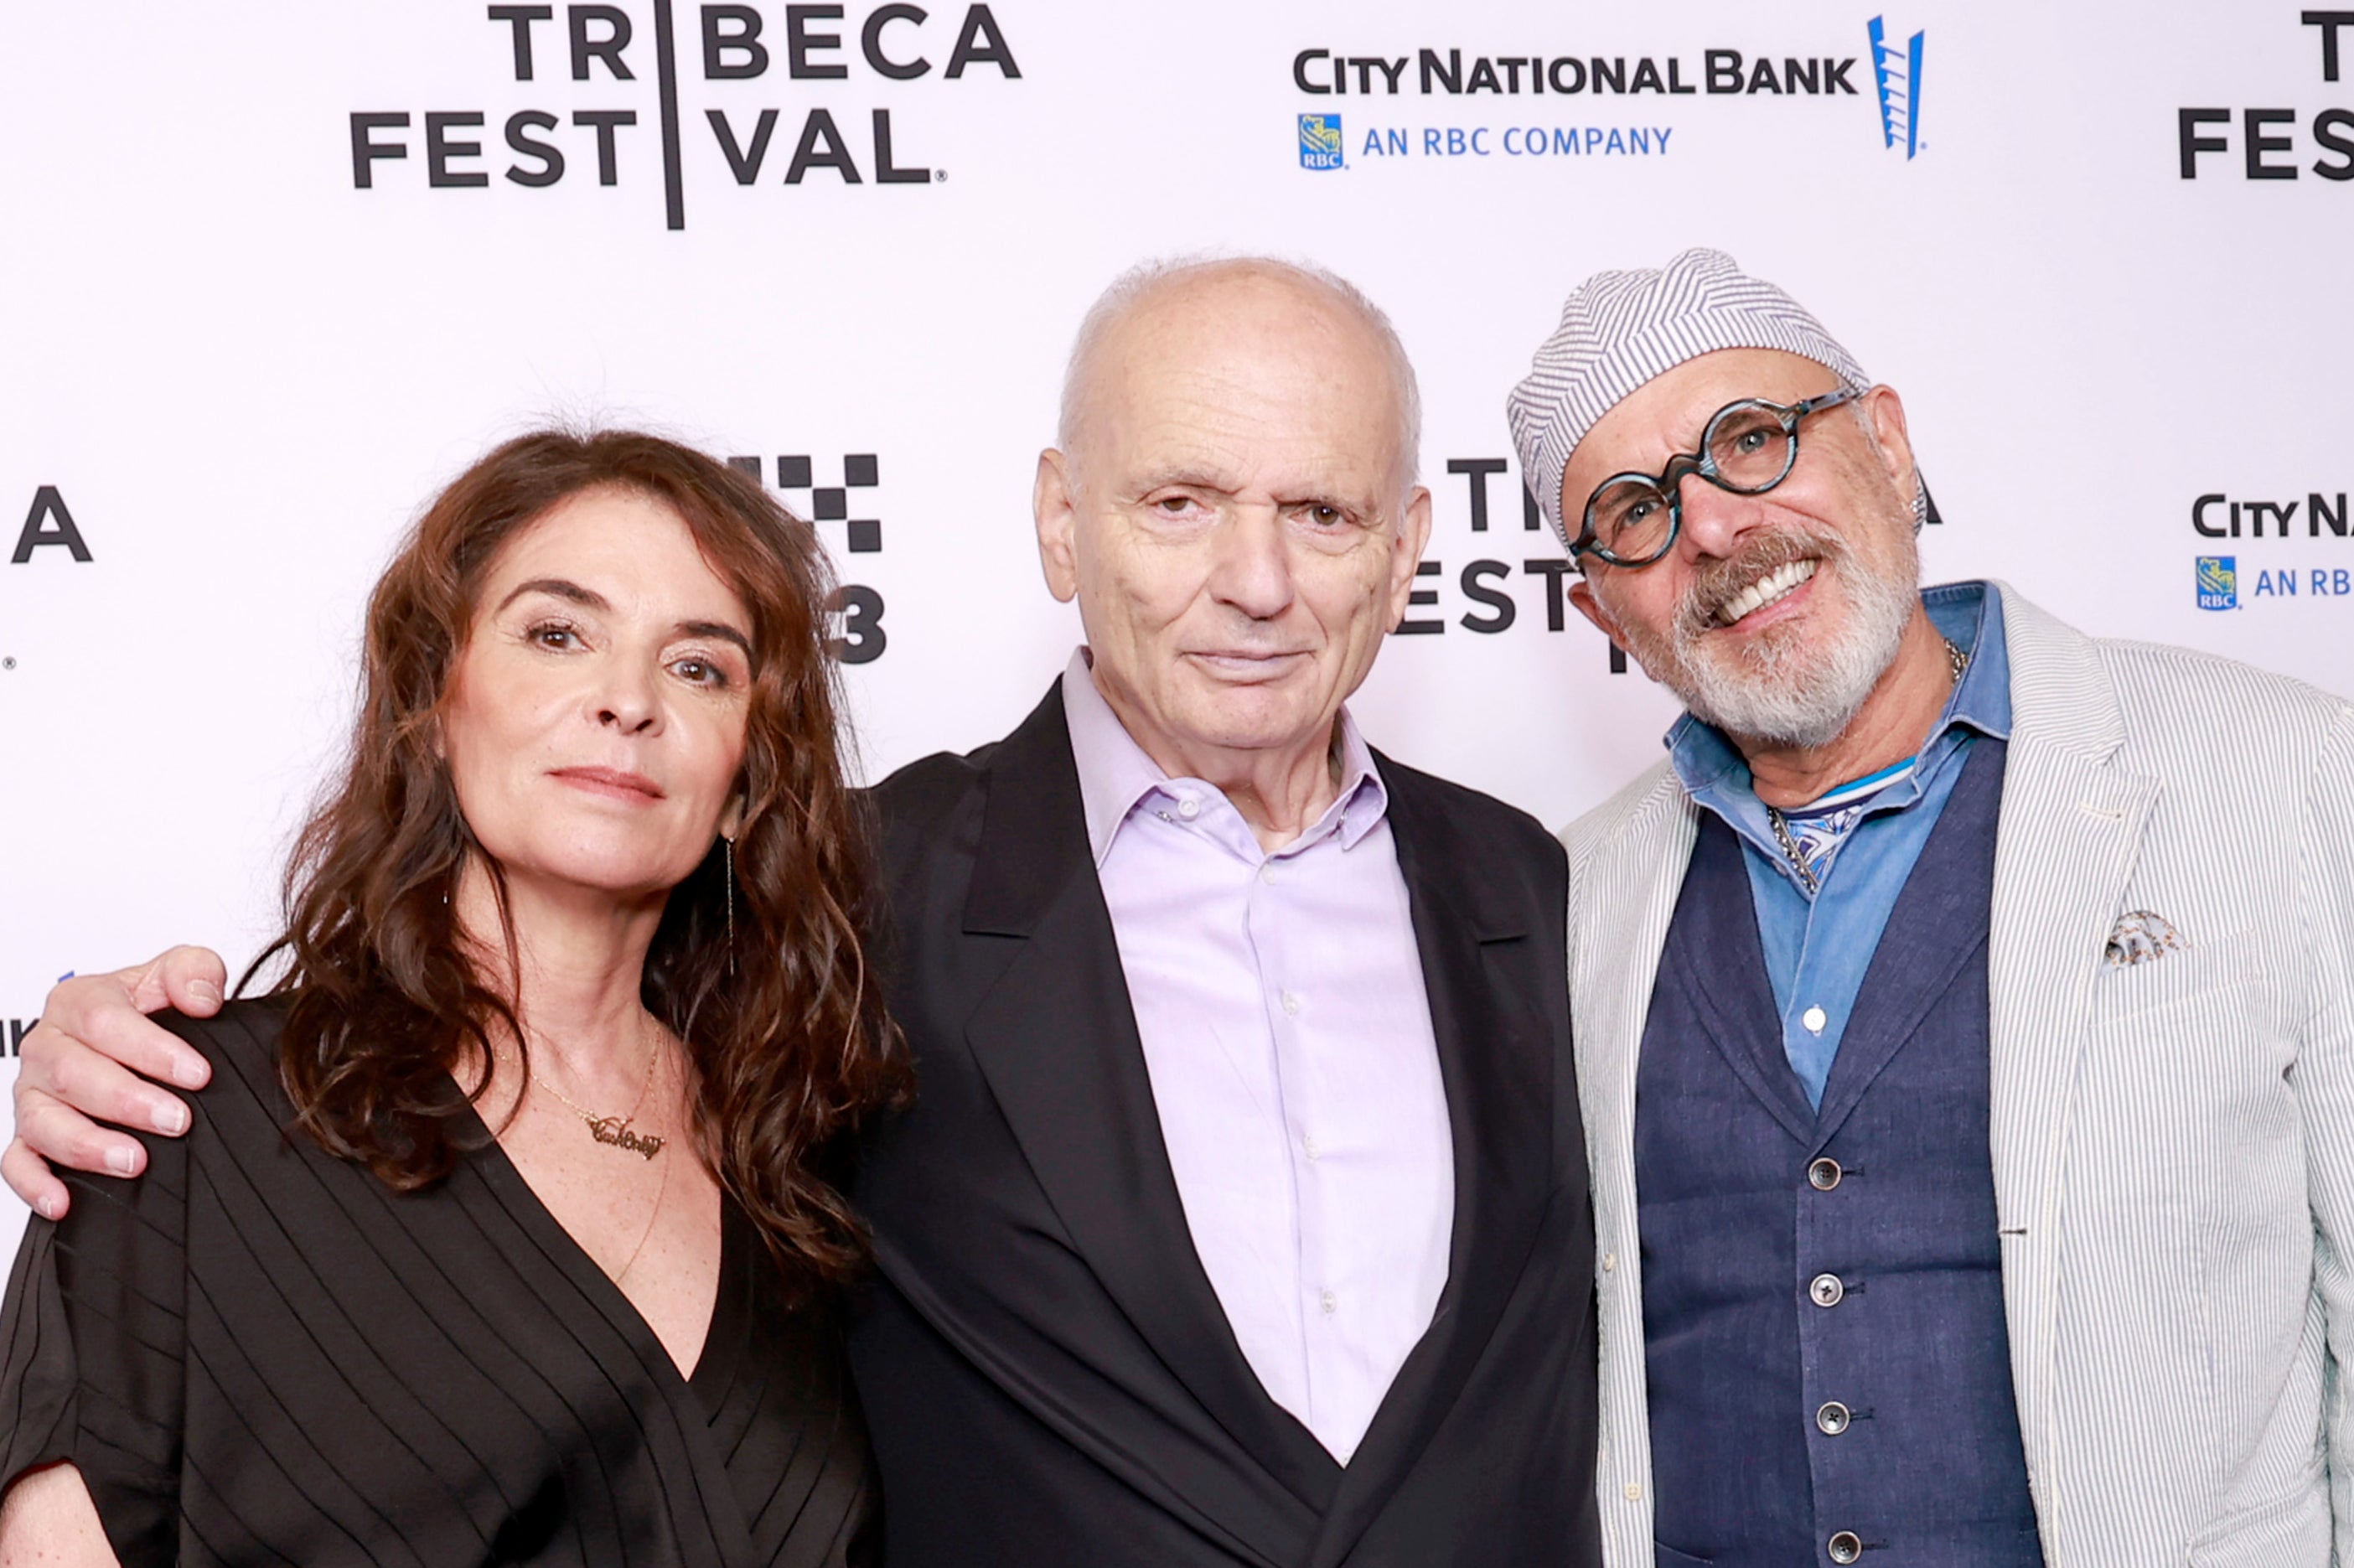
[1665,578,2014,805]
[1922,578,2012,743]
[1058,647,1389,866]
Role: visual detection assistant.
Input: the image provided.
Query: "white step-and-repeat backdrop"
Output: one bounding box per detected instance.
[3,1,2348,1250]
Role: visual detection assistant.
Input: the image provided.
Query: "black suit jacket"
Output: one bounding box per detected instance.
[848,682,1601,1566]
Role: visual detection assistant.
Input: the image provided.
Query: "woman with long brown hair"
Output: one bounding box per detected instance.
[0,431,906,1565]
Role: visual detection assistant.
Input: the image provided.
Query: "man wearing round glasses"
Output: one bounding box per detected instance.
[1511,248,2354,1568]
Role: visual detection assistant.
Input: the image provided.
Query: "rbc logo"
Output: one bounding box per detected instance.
[2196,556,2238,611]
[1298,113,1344,170]
[1867,16,1925,158]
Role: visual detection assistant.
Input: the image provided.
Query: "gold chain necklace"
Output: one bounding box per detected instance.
[1763,638,1969,895]
[505,1013,669,1160]
[608,1148,673,1283]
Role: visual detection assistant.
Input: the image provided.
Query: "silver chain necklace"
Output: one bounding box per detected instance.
[1763,638,1969,895]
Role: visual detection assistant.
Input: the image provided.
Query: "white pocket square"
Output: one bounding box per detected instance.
[2104,910,2186,967]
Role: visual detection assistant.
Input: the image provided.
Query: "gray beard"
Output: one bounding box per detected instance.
[1617,520,1920,750]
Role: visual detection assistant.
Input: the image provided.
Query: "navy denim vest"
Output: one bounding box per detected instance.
[1634,740,2041,1567]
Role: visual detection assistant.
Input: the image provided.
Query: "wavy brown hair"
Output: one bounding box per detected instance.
[245,429,908,1280]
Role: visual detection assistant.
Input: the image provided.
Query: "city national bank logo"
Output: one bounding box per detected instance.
[349,4,1022,230]
[2187,486,2354,603]
[1286,34,1875,168]
[1867,16,1924,158]
[1299,113,1345,170]
[2196,556,2238,611]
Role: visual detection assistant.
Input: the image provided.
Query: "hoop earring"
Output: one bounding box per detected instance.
[722,836,736,975]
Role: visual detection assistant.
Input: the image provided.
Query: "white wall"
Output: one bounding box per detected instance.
[3,0,2346,1255]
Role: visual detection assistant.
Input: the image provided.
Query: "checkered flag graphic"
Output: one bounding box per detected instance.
[729,453,882,553]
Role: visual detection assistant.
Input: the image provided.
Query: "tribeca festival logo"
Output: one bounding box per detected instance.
[349,4,1022,230]
[2178,12,2354,180]
[2196,556,2238,611]
[1,484,93,678]
[3,484,96,681]
[1288,36,1873,168]
[10,487,92,567]
[1389,456,1622,671]
[1867,15,1925,158]
[1298,113,1345,170]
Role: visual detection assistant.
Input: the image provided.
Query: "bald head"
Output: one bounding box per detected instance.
[1029,254,1435,820]
[1056,256,1422,500]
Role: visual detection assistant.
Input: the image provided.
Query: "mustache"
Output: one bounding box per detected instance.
[1671,526,1850,645]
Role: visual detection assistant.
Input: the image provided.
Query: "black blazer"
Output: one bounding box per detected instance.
[847,682,1601,1567]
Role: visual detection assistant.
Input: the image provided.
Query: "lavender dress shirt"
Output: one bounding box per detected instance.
[1058,650,1454,1463]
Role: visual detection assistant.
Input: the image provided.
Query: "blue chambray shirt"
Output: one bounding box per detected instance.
[1664,580,2014,1108]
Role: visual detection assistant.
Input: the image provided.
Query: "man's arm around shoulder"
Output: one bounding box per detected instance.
[3,950,225,1219]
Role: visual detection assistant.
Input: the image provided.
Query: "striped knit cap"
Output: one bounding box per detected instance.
[1507,248,1870,547]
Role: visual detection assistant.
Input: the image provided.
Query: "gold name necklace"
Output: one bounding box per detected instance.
[507,1013,669,1160]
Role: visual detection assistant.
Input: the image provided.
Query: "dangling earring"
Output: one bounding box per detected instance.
[722,836,737,975]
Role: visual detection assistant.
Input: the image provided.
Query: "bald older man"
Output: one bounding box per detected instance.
[4,260,1604,1566]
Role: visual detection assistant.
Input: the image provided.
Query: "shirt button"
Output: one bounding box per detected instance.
[1320,1290,1337,1315]
[1280,991,1301,1016]
[1260,864,1277,885]
[1816,1400,1852,1436]
[1602,1251,1617,1272]
[1803,1004,1829,1034]
[1177,796,1200,820]
[1303,1136,1320,1161]
[1622,1483,1642,1503]
[1808,1157,1843,1191]
[1828,1530,1863,1563]
[1809,1272,1846,1308]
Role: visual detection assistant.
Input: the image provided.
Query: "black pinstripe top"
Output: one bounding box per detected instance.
[0,1001,877,1567]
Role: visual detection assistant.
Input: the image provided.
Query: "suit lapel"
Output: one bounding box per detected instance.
[1306,760,1556,1568]
[1568,768,1697,1564]
[1980,587,2162,1484]
[1660,815,1820,1144]
[1812,737,2009,1143]
[1577,777,1703,1175]
[958,685,1341,1531]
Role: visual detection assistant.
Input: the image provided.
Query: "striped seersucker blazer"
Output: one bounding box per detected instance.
[1561,583,2354,1566]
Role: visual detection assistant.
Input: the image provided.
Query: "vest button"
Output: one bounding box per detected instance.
[1828,1530,1863,1563]
[1815,1400,1851,1435]
[1808,1157,1843,1191]
[1809,1272,1846,1307]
